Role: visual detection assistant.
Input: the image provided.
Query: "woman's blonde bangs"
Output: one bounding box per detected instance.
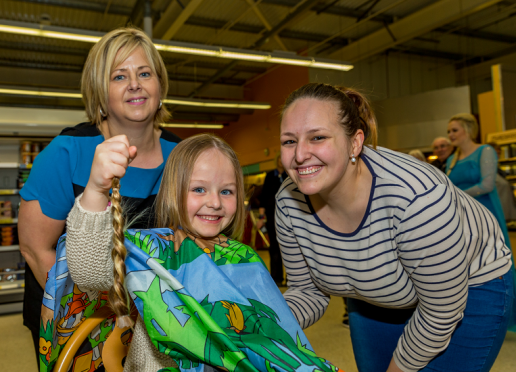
[81,27,170,129]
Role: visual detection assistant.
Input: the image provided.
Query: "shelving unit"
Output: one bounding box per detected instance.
[0,140,50,315]
[487,129,516,183]
[0,160,26,315]
[0,245,19,253]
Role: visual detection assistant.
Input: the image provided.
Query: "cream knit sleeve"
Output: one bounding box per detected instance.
[66,194,115,292]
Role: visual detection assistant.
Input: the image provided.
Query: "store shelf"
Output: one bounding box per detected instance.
[0,163,32,170]
[0,218,17,225]
[0,245,19,252]
[499,157,516,164]
[0,189,20,195]
[0,301,23,315]
[506,176,516,181]
[0,279,24,291]
[0,162,20,169]
[0,269,24,276]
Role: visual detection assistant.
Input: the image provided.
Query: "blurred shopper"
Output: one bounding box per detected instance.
[487,141,516,221]
[17,27,180,363]
[447,113,516,333]
[276,83,514,372]
[258,155,287,286]
[446,114,509,239]
[408,149,426,162]
[430,136,454,172]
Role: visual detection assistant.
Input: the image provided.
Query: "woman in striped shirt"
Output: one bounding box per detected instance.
[276,83,514,372]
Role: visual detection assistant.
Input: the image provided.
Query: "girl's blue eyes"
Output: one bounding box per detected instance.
[192,188,232,195]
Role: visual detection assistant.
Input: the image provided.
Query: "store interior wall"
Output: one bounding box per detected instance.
[502,67,516,131]
[309,52,457,102]
[218,65,309,166]
[373,85,471,151]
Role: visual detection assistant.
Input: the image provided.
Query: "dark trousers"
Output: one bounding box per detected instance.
[28,324,40,369]
[266,218,284,283]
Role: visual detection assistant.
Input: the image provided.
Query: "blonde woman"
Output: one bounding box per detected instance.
[446,113,516,332]
[18,27,180,362]
[446,114,503,225]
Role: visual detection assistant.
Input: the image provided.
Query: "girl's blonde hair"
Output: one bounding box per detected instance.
[81,27,170,129]
[109,134,245,319]
[156,133,246,239]
[281,83,378,151]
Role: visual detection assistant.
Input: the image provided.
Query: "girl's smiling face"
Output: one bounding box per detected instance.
[186,148,237,239]
[447,120,469,147]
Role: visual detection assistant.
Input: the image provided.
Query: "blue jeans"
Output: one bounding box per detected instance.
[348,270,514,372]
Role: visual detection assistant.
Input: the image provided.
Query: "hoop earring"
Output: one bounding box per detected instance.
[351,154,356,164]
[158,100,162,110]
[100,107,106,118]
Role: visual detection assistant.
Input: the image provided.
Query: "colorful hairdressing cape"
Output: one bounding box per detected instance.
[40,228,343,372]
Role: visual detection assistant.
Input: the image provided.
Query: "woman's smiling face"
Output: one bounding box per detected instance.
[280,98,354,197]
[447,120,469,147]
[108,46,161,127]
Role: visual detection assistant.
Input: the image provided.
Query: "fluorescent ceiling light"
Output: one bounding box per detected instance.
[162,98,270,109]
[0,87,270,109]
[0,88,82,99]
[0,20,353,71]
[161,123,225,129]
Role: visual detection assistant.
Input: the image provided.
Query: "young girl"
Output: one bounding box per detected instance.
[63,133,244,371]
[58,133,337,372]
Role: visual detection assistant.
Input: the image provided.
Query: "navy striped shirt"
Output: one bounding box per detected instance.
[276,146,512,372]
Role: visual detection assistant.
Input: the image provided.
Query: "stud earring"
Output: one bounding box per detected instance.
[158,100,162,110]
[351,154,356,164]
[99,107,106,118]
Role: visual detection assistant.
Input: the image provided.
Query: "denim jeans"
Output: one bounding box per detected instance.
[347,269,514,372]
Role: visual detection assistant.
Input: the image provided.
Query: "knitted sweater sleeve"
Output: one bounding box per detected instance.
[66,194,115,291]
[66,195,178,372]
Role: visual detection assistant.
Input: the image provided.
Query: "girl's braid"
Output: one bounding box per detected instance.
[109,177,131,319]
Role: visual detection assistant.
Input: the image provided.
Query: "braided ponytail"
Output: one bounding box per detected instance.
[109,177,132,326]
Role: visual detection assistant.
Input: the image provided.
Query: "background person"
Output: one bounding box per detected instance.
[257,155,287,285]
[487,141,516,222]
[446,114,509,245]
[276,83,513,372]
[17,27,180,362]
[407,149,426,162]
[430,136,454,172]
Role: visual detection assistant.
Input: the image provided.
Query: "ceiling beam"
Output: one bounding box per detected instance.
[244,0,287,51]
[154,0,205,40]
[437,25,516,44]
[14,0,132,16]
[184,16,349,45]
[328,0,504,62]
[261,0,394,23]
[187,0,321,97]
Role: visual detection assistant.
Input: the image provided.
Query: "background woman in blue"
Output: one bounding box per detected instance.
[17,27,180,363]
[446,113,516,331]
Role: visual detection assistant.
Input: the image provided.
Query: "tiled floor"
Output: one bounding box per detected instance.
[2,238,516,371]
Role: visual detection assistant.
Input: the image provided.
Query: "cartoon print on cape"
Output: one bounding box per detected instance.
[40,228,344,372]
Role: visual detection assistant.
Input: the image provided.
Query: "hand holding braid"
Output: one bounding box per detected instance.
[109,176,133,327]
